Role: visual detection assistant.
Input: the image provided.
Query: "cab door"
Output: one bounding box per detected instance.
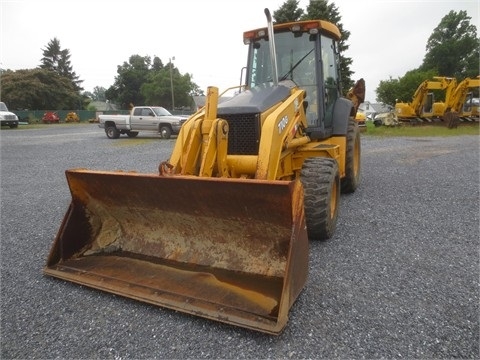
[130,107,157,130]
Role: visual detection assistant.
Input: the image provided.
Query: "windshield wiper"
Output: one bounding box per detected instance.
[279,48,314,82]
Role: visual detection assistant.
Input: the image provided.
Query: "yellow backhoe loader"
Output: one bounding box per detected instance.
[395,76,456,123]
[44,9,363,335]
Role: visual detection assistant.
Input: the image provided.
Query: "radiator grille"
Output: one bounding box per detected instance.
[221,113,260,155]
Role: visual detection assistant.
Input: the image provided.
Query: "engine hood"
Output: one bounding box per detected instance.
[217,80,296,115]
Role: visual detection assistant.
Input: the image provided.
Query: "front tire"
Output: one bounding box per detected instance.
[301,157,340,240]
[341,119,361,193]
[160,126,172,139]
[105,125,120,139]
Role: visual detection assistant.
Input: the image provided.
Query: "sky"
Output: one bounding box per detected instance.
[1,0,479,102]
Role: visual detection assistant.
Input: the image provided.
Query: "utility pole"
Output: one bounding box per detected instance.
[169,57,175,111]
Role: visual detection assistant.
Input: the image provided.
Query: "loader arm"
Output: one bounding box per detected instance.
[166,87,227,176]
[256,87,309,180]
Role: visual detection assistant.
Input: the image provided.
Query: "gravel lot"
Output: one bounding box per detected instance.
[1,124,478,359]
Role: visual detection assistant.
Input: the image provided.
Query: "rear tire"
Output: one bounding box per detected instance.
[105,125,120,139]
[301,157,340,240]
[160,126,172,139]
[341,119,361,193]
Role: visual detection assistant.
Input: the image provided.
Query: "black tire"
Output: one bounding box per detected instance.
[105,125,120,139]
[9,124,18,129]
[341,119,361,194]
[126,131,139,138]
[300,157,340,241]
[159,126,172,139]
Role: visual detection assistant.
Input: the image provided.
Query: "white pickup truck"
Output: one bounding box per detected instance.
[0,102,19,128]
[98,106,189,139]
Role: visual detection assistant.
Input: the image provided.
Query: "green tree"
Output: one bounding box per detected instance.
[273,0,304,23]
[105,54,153,108]
[376,69,438,105]
[140,61,171,107]
[92,86,107,101]
[375,76,400,106]
[273,0,355,93]
[142,60,200,109]
[421,10,479,79]
[40,37,83,91]
[106,55,201,110]
[1,68,84,110]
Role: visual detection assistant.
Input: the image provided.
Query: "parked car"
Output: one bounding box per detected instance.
[98,106,188,139]
[0,102,19,128]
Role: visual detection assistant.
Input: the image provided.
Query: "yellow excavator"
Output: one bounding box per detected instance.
[450,77,480,120]
[395,76,456,123]
[432,76,480,127]
[44,9,363,335]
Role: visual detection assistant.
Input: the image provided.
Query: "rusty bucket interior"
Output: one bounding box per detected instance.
[44,169,309,334]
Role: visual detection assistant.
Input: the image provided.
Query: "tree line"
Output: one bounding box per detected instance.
[376,10,479,105]
[1,0,478,111]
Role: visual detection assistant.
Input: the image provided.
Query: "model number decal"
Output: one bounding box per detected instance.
[278,115,288,134]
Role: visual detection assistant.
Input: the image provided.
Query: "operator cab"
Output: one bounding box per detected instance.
[244,20,343,139]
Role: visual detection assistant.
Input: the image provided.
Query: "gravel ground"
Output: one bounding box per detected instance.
[1,124,478,359]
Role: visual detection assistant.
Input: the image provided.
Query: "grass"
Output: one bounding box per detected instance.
[2,122,95,130]
[4,119,479,138]
[362,121,479,137]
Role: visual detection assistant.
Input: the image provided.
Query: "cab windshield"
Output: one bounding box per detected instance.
[247,30,340,128]
[248,31,316,89]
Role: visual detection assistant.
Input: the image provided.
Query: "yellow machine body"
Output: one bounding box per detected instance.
[44,14,362,335]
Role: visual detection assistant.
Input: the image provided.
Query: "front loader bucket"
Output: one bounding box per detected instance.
[44,169,308,334]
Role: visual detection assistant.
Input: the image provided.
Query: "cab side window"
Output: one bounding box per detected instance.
[321,36,339,128]
[141,108,153,116]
